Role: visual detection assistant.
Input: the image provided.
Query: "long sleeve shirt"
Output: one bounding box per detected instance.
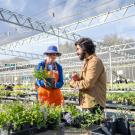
[36,61,64,89]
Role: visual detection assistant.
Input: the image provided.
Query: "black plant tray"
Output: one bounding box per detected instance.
[0,127,47,135]
[0,125,105,135]
[106,103,135,111]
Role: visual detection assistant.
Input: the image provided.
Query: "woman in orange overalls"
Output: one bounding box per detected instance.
[36,45,64,106]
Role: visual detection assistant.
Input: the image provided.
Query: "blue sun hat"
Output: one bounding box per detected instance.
[43,45,61,56]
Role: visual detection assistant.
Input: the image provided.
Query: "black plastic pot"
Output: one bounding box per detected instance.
[72,97,76,101]
[106,100,112,104]
[19,94,26,98]
[103,120,117,135]
[116,118,131,135]
[64,97,68,100]
[45,78,55,88]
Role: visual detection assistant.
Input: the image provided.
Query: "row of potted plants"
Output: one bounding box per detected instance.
[1,89,135,106]
[63,92,135,106]
[106,92,135,105]
[0,90,27,98]
[63,92,79,101]
[13,85,33,91]
[107,82,135,91]
[1,90,135,106]
[1,83,135,91]
[0,85,34,91]
[0,102,104,135]
[63,83,135,91]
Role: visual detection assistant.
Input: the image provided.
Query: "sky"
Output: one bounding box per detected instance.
[0,0,135,60]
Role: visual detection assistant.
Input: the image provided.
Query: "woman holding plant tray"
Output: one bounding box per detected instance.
[35,45,64,106]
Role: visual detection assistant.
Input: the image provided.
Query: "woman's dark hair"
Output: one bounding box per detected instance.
[75,38,96,55]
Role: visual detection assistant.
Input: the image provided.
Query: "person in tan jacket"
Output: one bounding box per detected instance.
[70,38,106,113]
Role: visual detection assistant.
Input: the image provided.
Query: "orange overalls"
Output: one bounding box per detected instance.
[37,68,64,106]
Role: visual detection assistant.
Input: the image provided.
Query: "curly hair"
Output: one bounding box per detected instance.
[75,38,96,55]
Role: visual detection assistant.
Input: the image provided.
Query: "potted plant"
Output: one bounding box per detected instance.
[33,67,55,89]
[0,102,47,135]
[45,105,61,129]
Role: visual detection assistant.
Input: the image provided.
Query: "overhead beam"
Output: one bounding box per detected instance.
[0,8,80,42]
[60,3,135,33]
[0,47,43,59]
[0,3,135,49]
[0,42,135,60]
[0,57,135,73]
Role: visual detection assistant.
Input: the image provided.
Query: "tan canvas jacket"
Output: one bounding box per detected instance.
[70,54,106,108]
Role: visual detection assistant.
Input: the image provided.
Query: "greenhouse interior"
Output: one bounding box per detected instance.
[0,0,135,135]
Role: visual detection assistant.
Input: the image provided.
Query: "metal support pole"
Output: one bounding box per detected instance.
[129,66,131,80]
[12,74,14,84]
[132,66,134,81]
[133,66,135,80]
[57,29,60,51]
[15,64,17,85]
[109,47,113,90]
[57,29,60,63]
[4,74,6,85]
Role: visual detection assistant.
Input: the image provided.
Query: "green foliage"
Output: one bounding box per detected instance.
[64,104,80,117]
[0,102,104,131]
[33,67,48,80]
[63,91,135,106]
[107,82,135,90]
[45,105,61,129]
[107,92,135,105]
[28,103,46,129]
[63,104,104,129]
[80,112,96,129]
[0,102,26,130]
[10,90,26,97]
[0,90,27,97]
[0,90,11,97]
[0,102,47,131]
[72,108,104,129]
[13,85,24,90]
[0,110,8,129]
[63,92,79,100]
[0,85,5,90]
